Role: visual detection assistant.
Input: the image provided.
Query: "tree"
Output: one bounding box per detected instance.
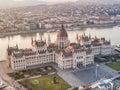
[52,76,57,84]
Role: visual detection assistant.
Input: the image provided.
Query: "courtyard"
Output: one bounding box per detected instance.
[19,74,70,90]
[106,62,120,71]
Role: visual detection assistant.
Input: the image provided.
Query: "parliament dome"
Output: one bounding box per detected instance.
[57,24,68,38]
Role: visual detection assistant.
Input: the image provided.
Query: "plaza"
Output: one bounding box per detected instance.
[57,63,119,87]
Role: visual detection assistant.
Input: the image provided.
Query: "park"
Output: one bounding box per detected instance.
[19,74,70,90]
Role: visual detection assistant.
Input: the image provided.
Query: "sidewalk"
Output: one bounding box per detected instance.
[17,72,56,82]
[0,61,27,90]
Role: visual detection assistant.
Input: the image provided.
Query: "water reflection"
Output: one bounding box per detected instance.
[0,26,120,60]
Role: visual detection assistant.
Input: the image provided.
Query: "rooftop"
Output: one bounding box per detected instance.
[112,76,120,87]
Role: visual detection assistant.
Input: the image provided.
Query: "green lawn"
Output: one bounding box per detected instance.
[8,66,56,80]
[106,62,120,71]
[19,74,70,90]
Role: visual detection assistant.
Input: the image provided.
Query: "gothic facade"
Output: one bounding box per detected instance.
[7,25,111,70]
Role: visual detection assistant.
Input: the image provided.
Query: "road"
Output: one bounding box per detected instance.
[0,61,27,90]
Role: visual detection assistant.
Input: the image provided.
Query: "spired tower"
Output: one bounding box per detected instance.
[56,24,70,49]
[31,36,47,53]
[47,32,51,46]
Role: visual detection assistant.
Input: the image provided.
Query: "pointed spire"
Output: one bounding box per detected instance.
[44,37,46,43]
[40,34,43,41]
[32,37,33,41]
[95,35,97,39]
[16,43,18,48]
[35,37,36,42]
[82,32,85,37]
[109,38,111,43]
[83,32,85,36]
[47,32,51,46]
[89,33,91,39]
[41,36,42,41]
[8,44,9,49]
[61,24,64,30]
[31,37,33,45]
[76,33,78,40]
[82,34,83,38]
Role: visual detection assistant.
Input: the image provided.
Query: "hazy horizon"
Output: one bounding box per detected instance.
[0,0,78,8]
[0,0,120,9]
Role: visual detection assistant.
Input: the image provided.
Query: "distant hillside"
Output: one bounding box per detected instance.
[76,0,120,4]
[0,0,50,9]
[0,0,120,9]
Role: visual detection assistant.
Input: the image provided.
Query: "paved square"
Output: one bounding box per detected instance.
[58,64,117,87]
[73,66,113,84]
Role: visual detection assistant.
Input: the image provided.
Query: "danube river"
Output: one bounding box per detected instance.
[0,26,120,60]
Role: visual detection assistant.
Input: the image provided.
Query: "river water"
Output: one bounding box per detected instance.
[0,26,120,60]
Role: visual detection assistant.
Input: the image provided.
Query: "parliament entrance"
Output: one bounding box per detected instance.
[77,62,84,68]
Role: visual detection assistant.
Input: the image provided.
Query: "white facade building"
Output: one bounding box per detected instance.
[7,25,111,70]
[79,75,120,90]
[76,33,111,56]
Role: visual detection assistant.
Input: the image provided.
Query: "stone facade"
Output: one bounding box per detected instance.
[7,25,111,70]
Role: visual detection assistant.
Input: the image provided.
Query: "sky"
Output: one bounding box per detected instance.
[0,0,77,3]
[0,0,119,8]
[14,0,77,2]
[0,0,78,8]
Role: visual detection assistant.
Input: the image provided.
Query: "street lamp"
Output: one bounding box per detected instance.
[96,64,99,79]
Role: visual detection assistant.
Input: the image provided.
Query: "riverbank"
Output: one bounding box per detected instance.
[0,26,120,61]
[0,23,117,38]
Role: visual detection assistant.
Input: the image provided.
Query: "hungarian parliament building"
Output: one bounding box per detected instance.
[7,25,111,70]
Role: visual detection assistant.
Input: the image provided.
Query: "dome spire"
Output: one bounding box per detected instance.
[40,33,43,41]
[61,24,65,31]
[57,24,68,38]
[8,44,9,49]
[44,37,46,43]
[31,37,33,45]
[89,33,91,39]
[16,43,18,48]
[76,33,78,40]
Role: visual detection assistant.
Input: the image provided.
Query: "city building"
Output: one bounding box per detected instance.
[76,33,111,55]
[79,75,120,90]
[7,25,111,70]
[90,79,113,90]
[111,75,120,90]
